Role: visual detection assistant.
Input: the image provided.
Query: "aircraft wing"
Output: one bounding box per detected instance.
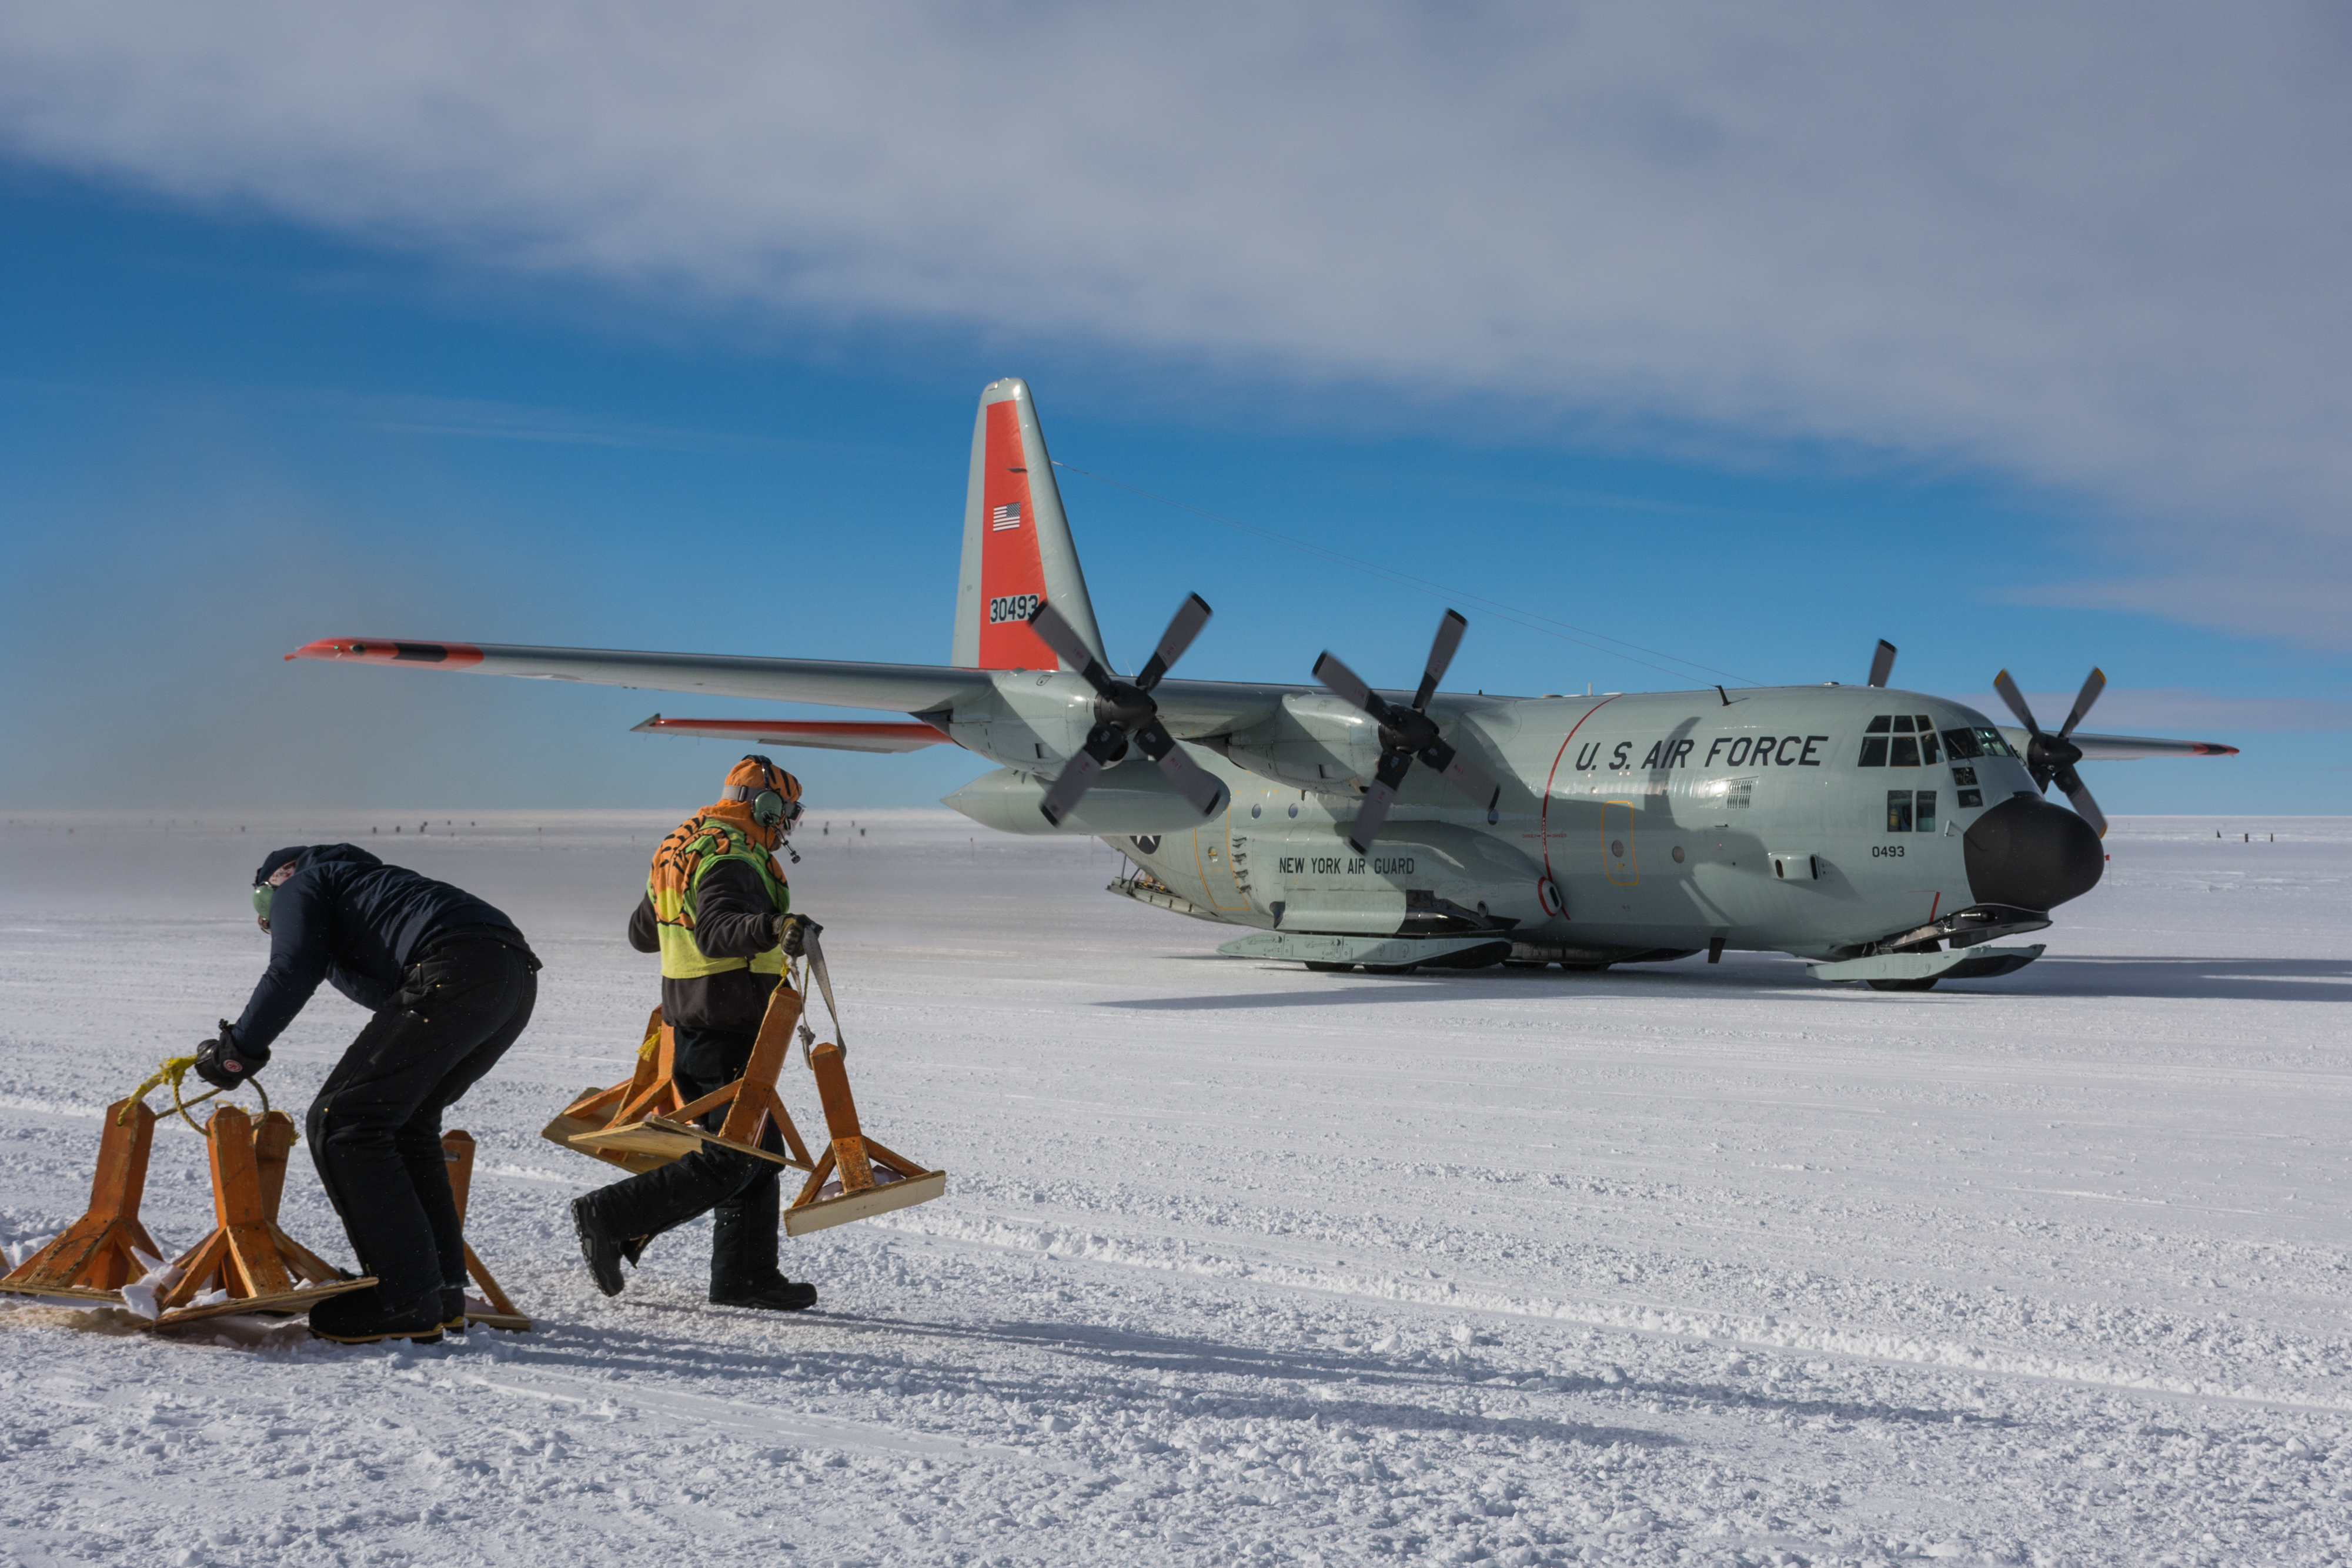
[287,637,993,713]
[631,715,953,753]
[286,636,1335,735]
[1995,726,2240,761]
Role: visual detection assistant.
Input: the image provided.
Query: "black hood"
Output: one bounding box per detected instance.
[252,842,382,886]
[1963,797,2103,912]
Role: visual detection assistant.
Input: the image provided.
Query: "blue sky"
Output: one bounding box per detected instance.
[1,6,2346,814]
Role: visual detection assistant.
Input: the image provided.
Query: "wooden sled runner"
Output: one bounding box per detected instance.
[0,1096,166,1302]
[440,1130,530,1331]
[148,1103,373,1328]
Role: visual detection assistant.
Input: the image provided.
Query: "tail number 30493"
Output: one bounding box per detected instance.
[990,594,1042,624]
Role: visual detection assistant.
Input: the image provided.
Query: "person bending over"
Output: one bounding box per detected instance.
[196,844,538,1344]
[571,755,821,1312]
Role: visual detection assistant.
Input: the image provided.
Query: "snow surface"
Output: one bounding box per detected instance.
[2,809,2348,1567]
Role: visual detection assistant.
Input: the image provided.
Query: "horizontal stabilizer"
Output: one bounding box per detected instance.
[630,715,953,754]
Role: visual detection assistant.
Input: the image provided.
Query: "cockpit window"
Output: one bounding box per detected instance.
[1859,714,1942,767]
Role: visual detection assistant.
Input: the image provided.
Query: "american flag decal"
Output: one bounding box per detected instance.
[991,501,1021,531]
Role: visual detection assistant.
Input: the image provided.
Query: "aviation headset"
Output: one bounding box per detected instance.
[250,861,298,930]
[721,755,805,835]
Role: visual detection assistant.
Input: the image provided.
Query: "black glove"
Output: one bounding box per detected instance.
[193,1021,263,1090]
[773,913,822,957]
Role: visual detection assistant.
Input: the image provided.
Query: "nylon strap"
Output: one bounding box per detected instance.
[803,930,846,1057]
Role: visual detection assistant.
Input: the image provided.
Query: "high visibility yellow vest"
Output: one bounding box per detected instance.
[647,804,791,981]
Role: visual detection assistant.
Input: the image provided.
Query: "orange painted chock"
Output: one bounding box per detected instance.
[547,937,944,1237]
[542,1006,693,1175]
[786,1040,946,1236]
[566,982,818,1173]
[1,1096,166,1302]
[440,1130,530,1331]
[146,1102,372,1328]
[781,936,943,1236]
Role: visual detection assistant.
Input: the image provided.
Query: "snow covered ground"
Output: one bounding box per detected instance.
[2,808,2348,1567]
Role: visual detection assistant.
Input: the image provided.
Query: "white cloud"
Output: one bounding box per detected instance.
[3,4,2349,640]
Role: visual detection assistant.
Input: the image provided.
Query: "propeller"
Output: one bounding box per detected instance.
[1991,666,2109,837]
[1867,639,1897,688]
[1312,609,1501,854]
[1025,594,1227,828]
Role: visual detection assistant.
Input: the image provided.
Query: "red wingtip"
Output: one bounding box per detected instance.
[285,637,484,668]
[2196,743,2242,756]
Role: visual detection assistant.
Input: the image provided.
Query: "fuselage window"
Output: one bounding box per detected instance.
[1860,714,1941,766]
[1859,714,1890,766]
[1972,727,2017,758]
[1885,789,1936,832]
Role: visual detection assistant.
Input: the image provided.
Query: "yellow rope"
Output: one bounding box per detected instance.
[119,1054,272,1134]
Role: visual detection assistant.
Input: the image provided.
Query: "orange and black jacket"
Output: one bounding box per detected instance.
[627,857,781,1032]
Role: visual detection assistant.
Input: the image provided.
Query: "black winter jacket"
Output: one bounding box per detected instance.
[231,844,533,1059]
[627,855,783,1033]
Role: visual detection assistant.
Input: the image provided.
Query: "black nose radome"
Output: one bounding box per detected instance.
[1965,795,2103,912]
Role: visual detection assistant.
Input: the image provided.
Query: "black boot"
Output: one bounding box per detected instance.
[441,1285,468,1332]
[713,1275,818,1311]
[572,1196,629,1297]
[573,1146,754,1298]
[311,1285,447,1344]
[709,1165,816,1310]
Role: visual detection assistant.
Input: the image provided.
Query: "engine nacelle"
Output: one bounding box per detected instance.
[943,763,1230,836]
[1214,694,1382,792]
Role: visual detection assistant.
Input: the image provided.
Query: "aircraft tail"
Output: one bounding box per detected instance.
[951,378,1110,671]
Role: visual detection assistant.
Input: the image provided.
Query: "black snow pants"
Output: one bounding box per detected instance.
[306,936,537,1309]
[575,1024,786,1293]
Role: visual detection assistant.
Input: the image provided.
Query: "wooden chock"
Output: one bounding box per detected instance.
[542,1006,694,1174]
[1,1096,166,1302]
[572,984,816,1173]
[148,1104,372,1328]
[440,1130,530,1331]
[785,1041,946,1237]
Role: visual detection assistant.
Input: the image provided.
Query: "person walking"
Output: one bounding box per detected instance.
[196,844,538,1344]
[570,755,820,1312]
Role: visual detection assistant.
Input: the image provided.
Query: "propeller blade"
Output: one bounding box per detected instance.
[1027,602,1114,694]
[1867,640,1897,688]
[1345,779,1399,855]
[1130,718,1227,817]
[1134,593,1212,691]
[1410,610,1469,713]
[1312,651,1395,727]
[1992,668,2043,736]
[1037,747,1108,827]
[2056,765,2108,838]
[2059,667,2107,738]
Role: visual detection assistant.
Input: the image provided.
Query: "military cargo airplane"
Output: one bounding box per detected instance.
[291,379,2237,990]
